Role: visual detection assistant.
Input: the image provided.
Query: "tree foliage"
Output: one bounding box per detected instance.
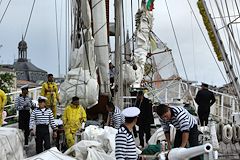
[0,72,15,93]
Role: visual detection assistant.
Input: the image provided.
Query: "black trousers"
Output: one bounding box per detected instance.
[174,125,200,160]
[139,124,151,147]
[36,125,50,154]
[198,110,210,126]
[18,110,30,145]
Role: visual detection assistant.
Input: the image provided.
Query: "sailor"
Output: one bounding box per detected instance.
[41,74,60,118]
[62,96,87,148]
[135,90,154,148]
[115,107,140,160]
[195,83,216,126]
[156,104,200,160]
[29,96,57,154]
[106,101,124,129]
[109,61,116,97]
[0,88,7,127]
[15,84,34,145]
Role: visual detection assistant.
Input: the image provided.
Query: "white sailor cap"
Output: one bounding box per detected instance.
[21,84,29,89]
[38,96,48,101]
[122,107,140,117]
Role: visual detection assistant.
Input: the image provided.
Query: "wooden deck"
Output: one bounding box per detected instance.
[4,122,240,159]
[218,142,240,160]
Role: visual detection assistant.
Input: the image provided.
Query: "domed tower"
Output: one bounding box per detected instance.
[17,37,28,62]
[14,37,48,83]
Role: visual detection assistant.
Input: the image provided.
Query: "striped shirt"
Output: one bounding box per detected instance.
[109,106,125,129]
[29,108,56,130]
[115,125,137,160]
[15,95,34,110]
[160,106,197,132]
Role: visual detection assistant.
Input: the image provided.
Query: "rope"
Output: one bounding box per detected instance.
[55,0,61,77]
[187,0,228,83]
[164,0,188,80]
[65,0,69,74]
[131,0,135,54]
[23,0,36,40]
[0,0,12,25]
[122,0,126,57]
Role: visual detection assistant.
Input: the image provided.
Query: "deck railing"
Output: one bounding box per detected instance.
[4,86,42,123]
[3,82,238,125]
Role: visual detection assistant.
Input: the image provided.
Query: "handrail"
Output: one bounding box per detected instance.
[3,82,238,125]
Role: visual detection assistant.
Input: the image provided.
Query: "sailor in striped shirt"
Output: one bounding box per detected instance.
[156,104,200,160]
[106,101,124,129]
[15,84,34,145]
[115,107,140,160]
[29,96,57,154]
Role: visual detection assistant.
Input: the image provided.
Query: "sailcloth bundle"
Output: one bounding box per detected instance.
[60,0,99,108]
[60,68,99,109]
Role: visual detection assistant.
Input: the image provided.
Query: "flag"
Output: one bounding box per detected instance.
[146,0,155,11]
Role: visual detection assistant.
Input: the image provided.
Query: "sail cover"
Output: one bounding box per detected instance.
[60,0,99,108]
[0,127,25,160]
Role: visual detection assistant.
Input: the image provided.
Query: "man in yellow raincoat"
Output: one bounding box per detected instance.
[63,96,87,148]
[0,89,7,126]
[41,74,60,118]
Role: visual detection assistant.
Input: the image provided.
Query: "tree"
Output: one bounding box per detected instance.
[0,72,14,93]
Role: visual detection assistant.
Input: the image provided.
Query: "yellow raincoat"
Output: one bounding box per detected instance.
[0,89,7,126]
[63,104,87,148]
[41,82,59,118]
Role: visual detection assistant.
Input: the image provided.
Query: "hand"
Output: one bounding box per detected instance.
[53,131,57,138]
[167,142,172,150]
[30,130,35,136]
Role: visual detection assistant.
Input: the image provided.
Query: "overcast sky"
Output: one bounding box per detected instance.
[0,0,227,86]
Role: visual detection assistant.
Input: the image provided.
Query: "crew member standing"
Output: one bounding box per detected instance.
[135,91,154,148]
[106,101,124,129]
[41,74,60,118]
[115,107,140,160]
[15,84,34,145]
[63,96,87,148]
[0,88,7,126]
[195,83,216,126]
[29,96,57,154]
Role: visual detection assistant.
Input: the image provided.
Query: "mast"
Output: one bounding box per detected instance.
[199,0,240,102]
[114,0,123,107]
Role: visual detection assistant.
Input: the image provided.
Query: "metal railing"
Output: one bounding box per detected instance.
[4,86,42,122]
[3,82,238,125]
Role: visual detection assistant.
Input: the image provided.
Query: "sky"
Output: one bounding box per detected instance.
[0,0,228,86]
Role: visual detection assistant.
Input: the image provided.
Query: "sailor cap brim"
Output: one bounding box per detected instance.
[38,96,48,101]
[21,84,29,89]
[122,107,140,117]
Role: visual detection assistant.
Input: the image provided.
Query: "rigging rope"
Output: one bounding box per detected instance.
[55,0,61,77]
[23,0,36,40]
[131,0,135,54]
[215,0,240,76]
[164,0,188,80]
[188,0,227,83]
[121,0,126,56]
[224,0,240,78]
[190,11,197,81]
[232,0,240,46]
[0,0,12,25]
[65,0,69,74]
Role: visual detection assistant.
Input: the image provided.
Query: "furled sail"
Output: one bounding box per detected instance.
[123,4,153,88]
[60,0,99,108]
[91,0,110,95]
